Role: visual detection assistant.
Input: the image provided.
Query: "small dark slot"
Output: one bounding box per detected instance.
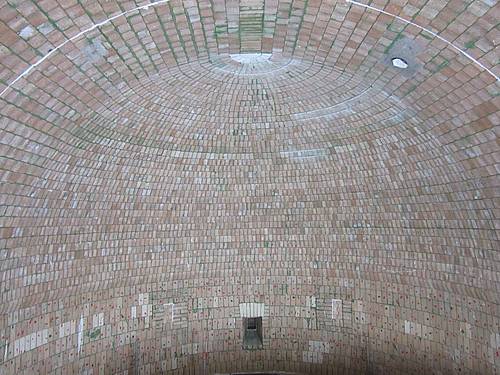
[243,317,263,350]
[247,318,257,330]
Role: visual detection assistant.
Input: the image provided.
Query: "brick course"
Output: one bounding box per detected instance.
[0,0,499,374]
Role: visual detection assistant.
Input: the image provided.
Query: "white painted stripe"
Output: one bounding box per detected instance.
[1,0,496,101]
[346,0,499,81]
[0,0,171,98]
[170,303,175,328]
[77,314,84,355]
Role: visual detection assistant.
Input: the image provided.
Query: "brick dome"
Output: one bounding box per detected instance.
[0,0,499,374]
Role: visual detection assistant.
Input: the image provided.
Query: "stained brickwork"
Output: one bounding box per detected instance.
[0,0,499,374]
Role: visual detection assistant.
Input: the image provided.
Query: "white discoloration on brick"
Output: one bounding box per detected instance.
[346,0,498,80]
[1,0,173,97]
[404,320,424,337]
[332,299,342,321]
[77,314,84,355]
[306,296,317,309]
[239,303,265,317]
[83,39,108,63]
[280,148,327,161]
[7,328,50,360]
[212,53,297,76]
[19,26,34,39]
[92,312,104,328]
[495,333,500,348]
[404,320,411,334]
[59,320,75,338]
[141,304,152,318]
[139,293,149,305]
[38,23,54,36]
[230,53,271,64]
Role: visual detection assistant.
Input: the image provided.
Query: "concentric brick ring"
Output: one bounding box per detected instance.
[0,0,498,374]
[68,57,414,158]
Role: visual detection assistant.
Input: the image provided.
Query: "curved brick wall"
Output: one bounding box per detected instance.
[0,0,499,374]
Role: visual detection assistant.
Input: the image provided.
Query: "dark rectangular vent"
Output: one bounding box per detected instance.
[243,317,263,349]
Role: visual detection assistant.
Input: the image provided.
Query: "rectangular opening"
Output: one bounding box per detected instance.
[243,317,262,350]
[247,318,257,330]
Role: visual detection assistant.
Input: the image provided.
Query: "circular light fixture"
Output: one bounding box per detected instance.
[391,57,409,69]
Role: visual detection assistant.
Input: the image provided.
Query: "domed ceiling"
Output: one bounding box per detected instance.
[0,0,499,374]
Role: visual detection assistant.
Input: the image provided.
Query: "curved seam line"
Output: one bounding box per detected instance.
[0,0,171,99]
[209,58,296,76]
[346,0,499,81]
[292,86,375,119]
[1,0,497,100]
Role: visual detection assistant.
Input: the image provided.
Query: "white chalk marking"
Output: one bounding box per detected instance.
[0,0,171,98]
[346,0,498,81]
[1,0,495,100]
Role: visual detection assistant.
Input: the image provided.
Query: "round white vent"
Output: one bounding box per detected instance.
[391,57,409,69]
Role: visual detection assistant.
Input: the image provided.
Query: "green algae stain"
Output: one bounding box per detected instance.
[464,39,477,50]
[88,328,101,340]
